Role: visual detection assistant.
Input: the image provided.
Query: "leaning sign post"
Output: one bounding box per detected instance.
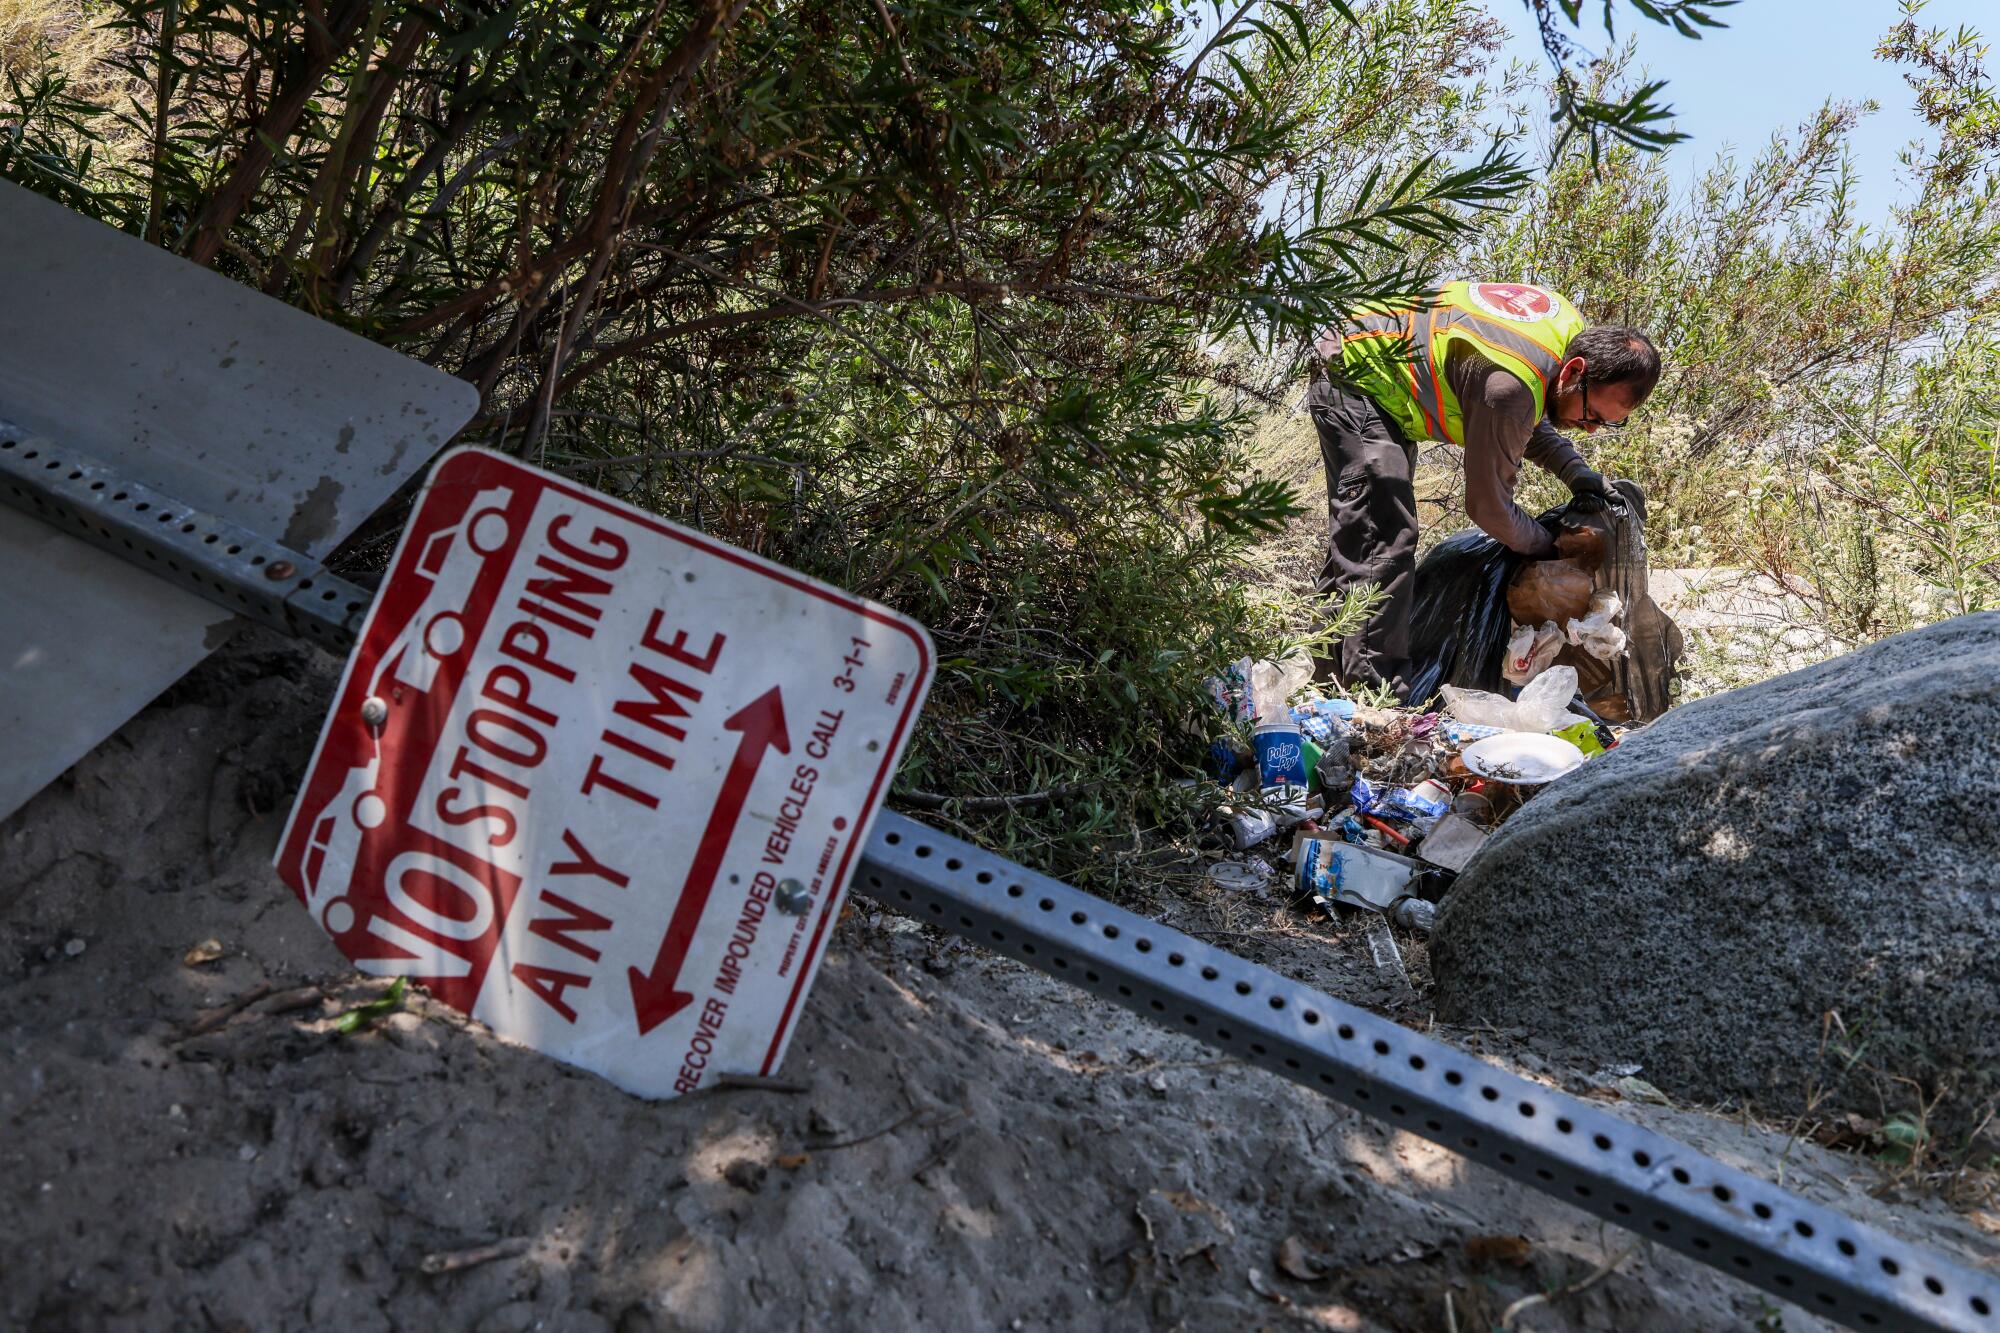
[274,448,932,1097]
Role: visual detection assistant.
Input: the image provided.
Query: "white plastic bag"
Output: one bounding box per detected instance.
[1441,665,1578,732]
[1502,621,1566,685]
[1502,624,1535,680]
[1564,591,1627,662]
[1249,648,1316,723]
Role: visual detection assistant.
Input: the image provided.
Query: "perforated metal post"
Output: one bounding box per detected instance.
[0,422,371,649]
[860,811,2000,1333]
[4,435,1994,1331]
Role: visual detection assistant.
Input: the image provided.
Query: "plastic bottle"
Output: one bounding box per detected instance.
[1391,897,1435,935]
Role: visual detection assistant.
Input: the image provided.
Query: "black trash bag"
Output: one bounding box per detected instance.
[1403,489,1632,705]
[1403,527,1521,705]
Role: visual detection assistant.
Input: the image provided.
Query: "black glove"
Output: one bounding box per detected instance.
[1566,468,1624,516]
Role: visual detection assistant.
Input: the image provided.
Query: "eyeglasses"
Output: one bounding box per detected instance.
[1579,367,1630,430]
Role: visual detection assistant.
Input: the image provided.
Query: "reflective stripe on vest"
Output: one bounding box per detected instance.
[1335,282,1585,445]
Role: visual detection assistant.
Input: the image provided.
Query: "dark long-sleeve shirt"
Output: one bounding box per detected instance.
[1444,344,1595,557]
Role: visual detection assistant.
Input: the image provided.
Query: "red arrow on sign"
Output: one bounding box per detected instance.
[628,686,792,1035]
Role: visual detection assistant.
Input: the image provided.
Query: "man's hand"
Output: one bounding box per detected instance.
[1566,467,1624,516]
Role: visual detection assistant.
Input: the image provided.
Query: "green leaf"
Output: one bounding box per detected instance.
[334,977,408,1036]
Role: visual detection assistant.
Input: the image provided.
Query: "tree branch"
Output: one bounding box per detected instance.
[183,0,374,266]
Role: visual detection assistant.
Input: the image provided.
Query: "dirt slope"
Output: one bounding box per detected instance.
[2,631,1990,1331]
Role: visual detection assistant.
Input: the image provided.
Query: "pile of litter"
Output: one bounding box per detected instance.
[1186,492,1683,993]
[1194,646,1622,981]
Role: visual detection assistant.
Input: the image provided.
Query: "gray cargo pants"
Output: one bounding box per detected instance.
[1307,375,1418,698]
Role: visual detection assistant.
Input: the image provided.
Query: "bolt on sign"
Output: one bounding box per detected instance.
[275,449,932,1097]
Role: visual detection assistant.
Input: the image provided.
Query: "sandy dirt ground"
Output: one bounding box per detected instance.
[2,630,1992,1332]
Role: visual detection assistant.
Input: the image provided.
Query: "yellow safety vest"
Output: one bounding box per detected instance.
[1330,281,1586,444]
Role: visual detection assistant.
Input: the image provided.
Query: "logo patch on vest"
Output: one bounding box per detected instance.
[1469,282,1556,322]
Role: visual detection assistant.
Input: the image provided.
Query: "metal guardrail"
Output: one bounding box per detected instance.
[862,811,1997,1333]
[5,440,1995,1332]
[0,424,372,650]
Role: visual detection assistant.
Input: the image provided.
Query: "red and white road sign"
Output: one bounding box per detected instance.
[275,448,932,1097]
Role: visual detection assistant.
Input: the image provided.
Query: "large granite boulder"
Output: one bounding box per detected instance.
[1431,612,2000,1142]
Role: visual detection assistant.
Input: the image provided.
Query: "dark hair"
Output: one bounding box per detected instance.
[1565,325,1661,401]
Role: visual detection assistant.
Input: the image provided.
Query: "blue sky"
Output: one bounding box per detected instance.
[1493,0,1994,223]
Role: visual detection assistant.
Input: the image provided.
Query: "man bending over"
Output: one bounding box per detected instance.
[1309,280,1660,697]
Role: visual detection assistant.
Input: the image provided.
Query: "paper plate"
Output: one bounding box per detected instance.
[1461,732,1587,785]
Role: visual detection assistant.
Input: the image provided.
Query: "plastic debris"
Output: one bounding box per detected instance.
[1195,618,1639,964]
[1295,835,1417,913]
[1253,722,1309,786]
[1351,775,1449,829]
[1550,719,1606,757]
[1362,814,1411,847]
[1224,807,1278,849]
[1348,774,1380,813]
[1501,620,1566,686]
[1205,657,1255,724]
[1441,719,1503,746]
[1334,814,1369,845]
[1291,696,1356,740]
[1451,786,1494,825]
[1440,665,1579,733]
[1206,738,1245,780]
[1391,898,1435,934]
[1207,860,1270,893]
[1363,918,1418,999]
[1249,649,1315,723]
[1312,734,1353,796]
[1565,589,1628,661]
[1266,783,1312,830]
[1415,813,1489,873]
[1460,732,1587,784]
[1402,778,1452,832]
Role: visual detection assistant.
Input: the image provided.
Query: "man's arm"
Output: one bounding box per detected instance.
[1446,349,1556,557]
[1526,417,1620,511]
[1523,419,1594,489]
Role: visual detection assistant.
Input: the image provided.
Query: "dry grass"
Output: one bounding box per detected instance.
[1,0,121,87]
[0,0,142,184]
